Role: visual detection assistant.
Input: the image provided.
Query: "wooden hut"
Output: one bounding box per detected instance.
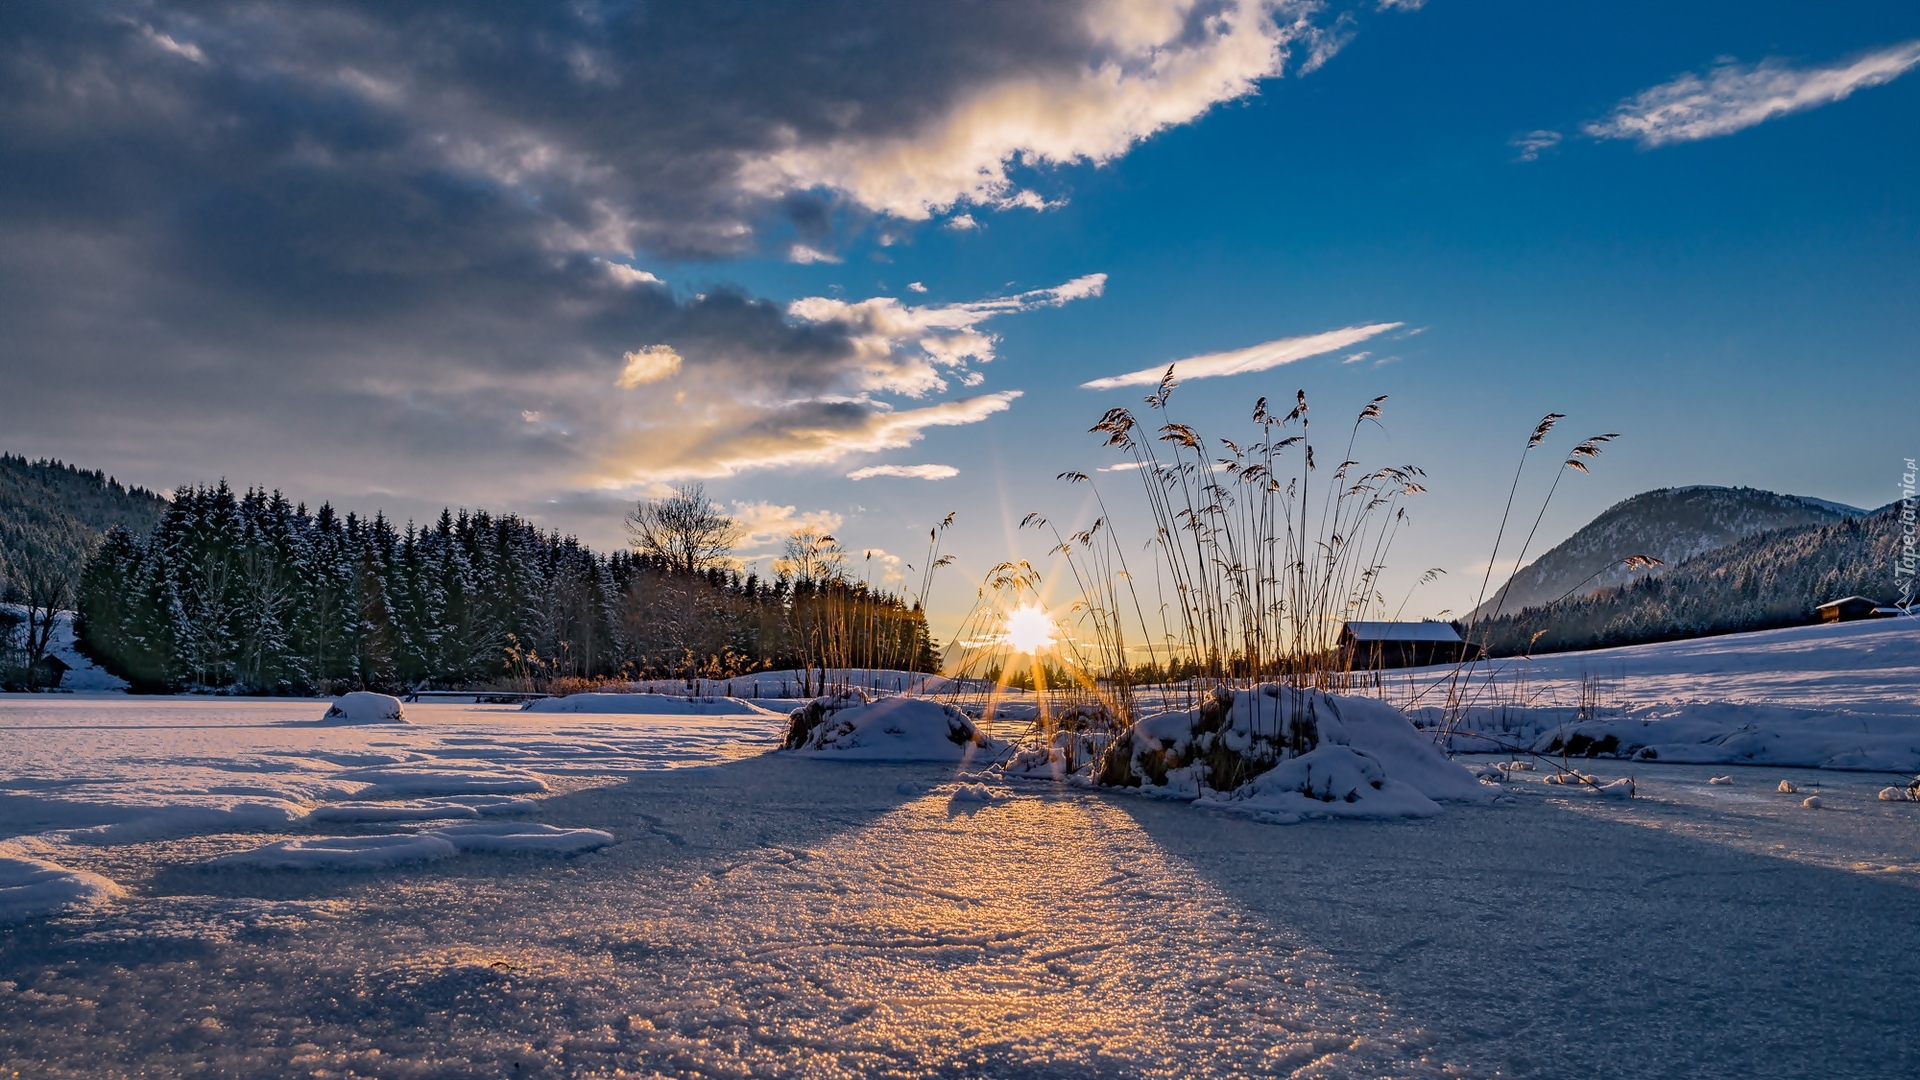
[1338,621,1479,670]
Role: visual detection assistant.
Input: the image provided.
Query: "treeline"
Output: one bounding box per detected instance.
[1,455,168,686]
[74,481,937,693]
[1476,503,1905,656]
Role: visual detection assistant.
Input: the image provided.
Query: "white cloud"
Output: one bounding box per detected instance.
[788,244,844,264]
[1342,351,1370,364]
[1098,461,1146,472]
[846,463,960,480]
[856,547,908,584]
[521,410,541,422]
[141,26,206,64]
[739,0,1335,222]
[730,501,845,551]
[1511,129,1562,162]
[604,391,1022,481]
[945,214,980,231]
[907,281,928,293]
[616,345,683,387]
[790,273,1106,396]
[600,260,663,286]
[1586,40,1920,147]
[1082,322,1402,390]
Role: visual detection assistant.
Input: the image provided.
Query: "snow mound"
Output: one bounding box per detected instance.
[215,833,460,870]
[70,800,308,845]
[523,693,776,716]
[949,782,1007,805]
[1096,686,1488,812]
[1709,775,1734,785]
[0,852,123,921]
[1803,795,1823,809]
[1198,745,1445,824]
[896,780,934,796]
[784,695,998,762]
[431,822,614,854]
[1541,772,1635,797]
[337,766,549,798]
[1778,780,1798,793]
[1878,787,1910,802]
[320,692,407,724]
[302,801,480,824]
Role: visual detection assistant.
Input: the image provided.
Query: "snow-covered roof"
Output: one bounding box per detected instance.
[1341,621,1464,643]
[1816,595,1880,610]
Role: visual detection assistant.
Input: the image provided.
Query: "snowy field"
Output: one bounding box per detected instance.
[0,693,1916,1075]
[1392,617,1920,772]
[4,620,1920,1076]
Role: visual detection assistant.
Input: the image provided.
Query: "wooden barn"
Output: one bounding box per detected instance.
[1816,596,1896,623]
[1338,621,1479,670]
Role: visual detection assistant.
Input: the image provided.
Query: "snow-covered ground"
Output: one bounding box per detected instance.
[5,622,1920,1075]
[1390,617,1920,771]
[1,734,1916,1077]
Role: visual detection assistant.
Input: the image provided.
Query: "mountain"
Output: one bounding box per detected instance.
[1474,501,1906,657]
[1468,486,1866,623]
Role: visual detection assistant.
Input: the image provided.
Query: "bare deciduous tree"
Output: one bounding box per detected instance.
[626,482,741,575]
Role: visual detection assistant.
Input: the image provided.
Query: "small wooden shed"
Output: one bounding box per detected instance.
[1816,596,1890,623]
[1338,621,1479,670]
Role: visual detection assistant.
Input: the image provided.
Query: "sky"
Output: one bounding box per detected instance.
[2,0,1916,635]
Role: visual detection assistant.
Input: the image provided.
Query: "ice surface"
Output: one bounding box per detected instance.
[785,695,999,762]
[319,691,406,724]
[0,850,122,920]
[523,692,777,716]
[3,754,1918,1077]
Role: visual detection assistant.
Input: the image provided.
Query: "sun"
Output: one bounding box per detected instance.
[1003,603,1058,655]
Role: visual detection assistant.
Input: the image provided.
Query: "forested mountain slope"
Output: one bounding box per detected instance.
[1470,485,1864,622]
[1475,503,1906,656]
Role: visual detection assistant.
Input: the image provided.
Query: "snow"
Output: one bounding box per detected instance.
[214,833,461,870]
[784,694,999,762]
[216,822,614,868]
[524,692,777,715]
[430,821,614,854]
[1197,745,1446,824]
[1,750,1917,1076]
[319,691,406,724]
[0,849,122,920]
[1397,618,1920,773]
[1080,685,1489,821]
[4,609,129,692]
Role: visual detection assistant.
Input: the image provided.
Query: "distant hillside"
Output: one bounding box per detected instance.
[1474,502,1906,657]
[1469,486,1864,623]
[0,453,168,607]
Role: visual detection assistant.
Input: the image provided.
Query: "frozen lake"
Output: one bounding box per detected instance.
[3,696,1919,1077]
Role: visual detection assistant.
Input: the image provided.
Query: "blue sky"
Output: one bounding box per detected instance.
[3,0,1916,631]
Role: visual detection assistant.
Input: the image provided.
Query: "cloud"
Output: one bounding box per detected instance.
[847,463,960,480]
[730,501,845,552]
[0,0,1364,548]
[855,547,908,584]
[907,282,928,293]
[617,345,683,387]
[789,274,1106,396]
[521,411,541,423]
[1586,41,1920,147]
[1342,351,1371,364]
[739,0,1343,224]
[1082,322,1402,390]
[945,214,980,231]
[1511,130,1562,162]
[605,392,1021,482]
[601,261,664,286]
[789,244,844,265]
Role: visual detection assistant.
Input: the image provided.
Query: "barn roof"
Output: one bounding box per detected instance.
[1816,595,1880,610]
[1341,621,1464,643]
